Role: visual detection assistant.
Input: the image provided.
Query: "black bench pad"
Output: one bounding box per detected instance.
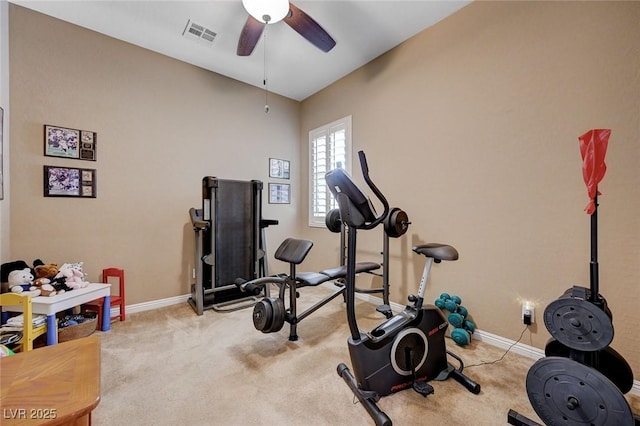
[297,262,381,287]
[320,262,380,279]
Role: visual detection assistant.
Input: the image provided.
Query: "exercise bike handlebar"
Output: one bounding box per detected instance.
[357,151,390,230]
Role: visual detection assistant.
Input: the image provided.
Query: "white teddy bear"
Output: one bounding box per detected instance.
[7,268,41,297]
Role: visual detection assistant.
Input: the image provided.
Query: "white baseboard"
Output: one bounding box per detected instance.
[111,294,190,317]
[116,290,640,397]
[473,329,545,360]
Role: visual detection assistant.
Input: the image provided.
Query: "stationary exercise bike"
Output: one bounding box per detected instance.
[329,151,480,426]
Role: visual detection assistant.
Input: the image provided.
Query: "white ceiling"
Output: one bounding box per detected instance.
[10,0,471,101]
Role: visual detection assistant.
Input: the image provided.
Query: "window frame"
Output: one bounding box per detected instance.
[308,115,352,228]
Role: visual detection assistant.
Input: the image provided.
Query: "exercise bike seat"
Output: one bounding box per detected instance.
[412,243,459,262]
[296,262,381,287]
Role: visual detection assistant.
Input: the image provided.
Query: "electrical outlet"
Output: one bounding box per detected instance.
[522,302,535,325]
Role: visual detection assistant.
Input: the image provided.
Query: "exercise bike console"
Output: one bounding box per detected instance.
[367,309,417,343]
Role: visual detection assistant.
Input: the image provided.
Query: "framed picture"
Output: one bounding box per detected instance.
[269,158,290,179]
[80,130,97,161]
[44,165,96,198]
[44,125,97,161]
[268,183,290,204]
[0,107,3,200]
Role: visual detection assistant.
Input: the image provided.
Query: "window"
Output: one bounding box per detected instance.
[308,115,352,227]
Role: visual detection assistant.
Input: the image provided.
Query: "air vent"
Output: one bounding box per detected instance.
[183,19,217,45]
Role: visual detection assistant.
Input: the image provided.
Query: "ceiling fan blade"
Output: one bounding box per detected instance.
[284,3,336,53]
[237,15,265,56]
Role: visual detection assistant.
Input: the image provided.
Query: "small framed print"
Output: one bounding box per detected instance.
[80,130,97,161]
[268,183,290,204]
[81,131,94,144]
[44,165,96,198]
[44,125,96,161]
[269,158,290,179]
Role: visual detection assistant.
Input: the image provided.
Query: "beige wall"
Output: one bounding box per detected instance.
[7,5,301,304]
[1,0,9,261]
[301,1,640,372]
[6,2,640,376]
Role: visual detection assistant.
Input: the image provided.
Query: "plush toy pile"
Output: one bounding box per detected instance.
[1,259,89,295]
[435,292,476,346]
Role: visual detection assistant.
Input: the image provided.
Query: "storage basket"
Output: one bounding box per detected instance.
[58,315,97,343]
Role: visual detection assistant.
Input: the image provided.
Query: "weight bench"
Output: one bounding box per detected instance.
[236,237,380,341]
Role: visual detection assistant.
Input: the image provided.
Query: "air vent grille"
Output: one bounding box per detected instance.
[183,19,217,45]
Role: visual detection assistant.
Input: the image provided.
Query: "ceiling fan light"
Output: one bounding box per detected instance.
[242,0,289,24]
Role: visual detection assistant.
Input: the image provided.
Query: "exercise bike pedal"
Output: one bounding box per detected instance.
[412,380,434,397]
[376,304,393,318]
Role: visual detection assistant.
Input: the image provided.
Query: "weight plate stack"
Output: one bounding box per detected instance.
[526,357,634,426]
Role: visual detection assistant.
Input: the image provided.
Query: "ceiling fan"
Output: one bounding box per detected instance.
[237,0,336,56]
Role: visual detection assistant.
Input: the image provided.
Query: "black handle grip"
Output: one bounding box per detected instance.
[358,151,370,175]
[356,151,389,230]
[234,278,262,296]
[449,369,481,394]
[244,282,262,296]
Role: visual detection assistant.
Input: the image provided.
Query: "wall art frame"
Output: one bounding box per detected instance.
[268,183,290,204]
[44,124,97,161]
[269,158,290,179]
[44,165,96,198]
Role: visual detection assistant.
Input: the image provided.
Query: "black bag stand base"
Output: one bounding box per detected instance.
[507,410,542,426]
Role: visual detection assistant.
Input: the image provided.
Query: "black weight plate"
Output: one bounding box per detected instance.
[325,209,342,233]
[544,297,613,351]
[268,298,285,333]
[526,357,634,426]
[385,208,409,238]
[253,299,274,332]
[545,339,634,395]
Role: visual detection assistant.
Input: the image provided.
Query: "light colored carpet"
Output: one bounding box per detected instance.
[91,286,639,425]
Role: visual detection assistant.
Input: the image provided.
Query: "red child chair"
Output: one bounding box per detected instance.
[82,268,125,331]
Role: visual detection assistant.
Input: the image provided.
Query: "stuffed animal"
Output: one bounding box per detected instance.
[30,277,58,297]
[7,268,41,297]
[54,263,88,290]
[1,260,31,293]
[1,260,30,283]
[34,263,59,280]
[50,279,73,294]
